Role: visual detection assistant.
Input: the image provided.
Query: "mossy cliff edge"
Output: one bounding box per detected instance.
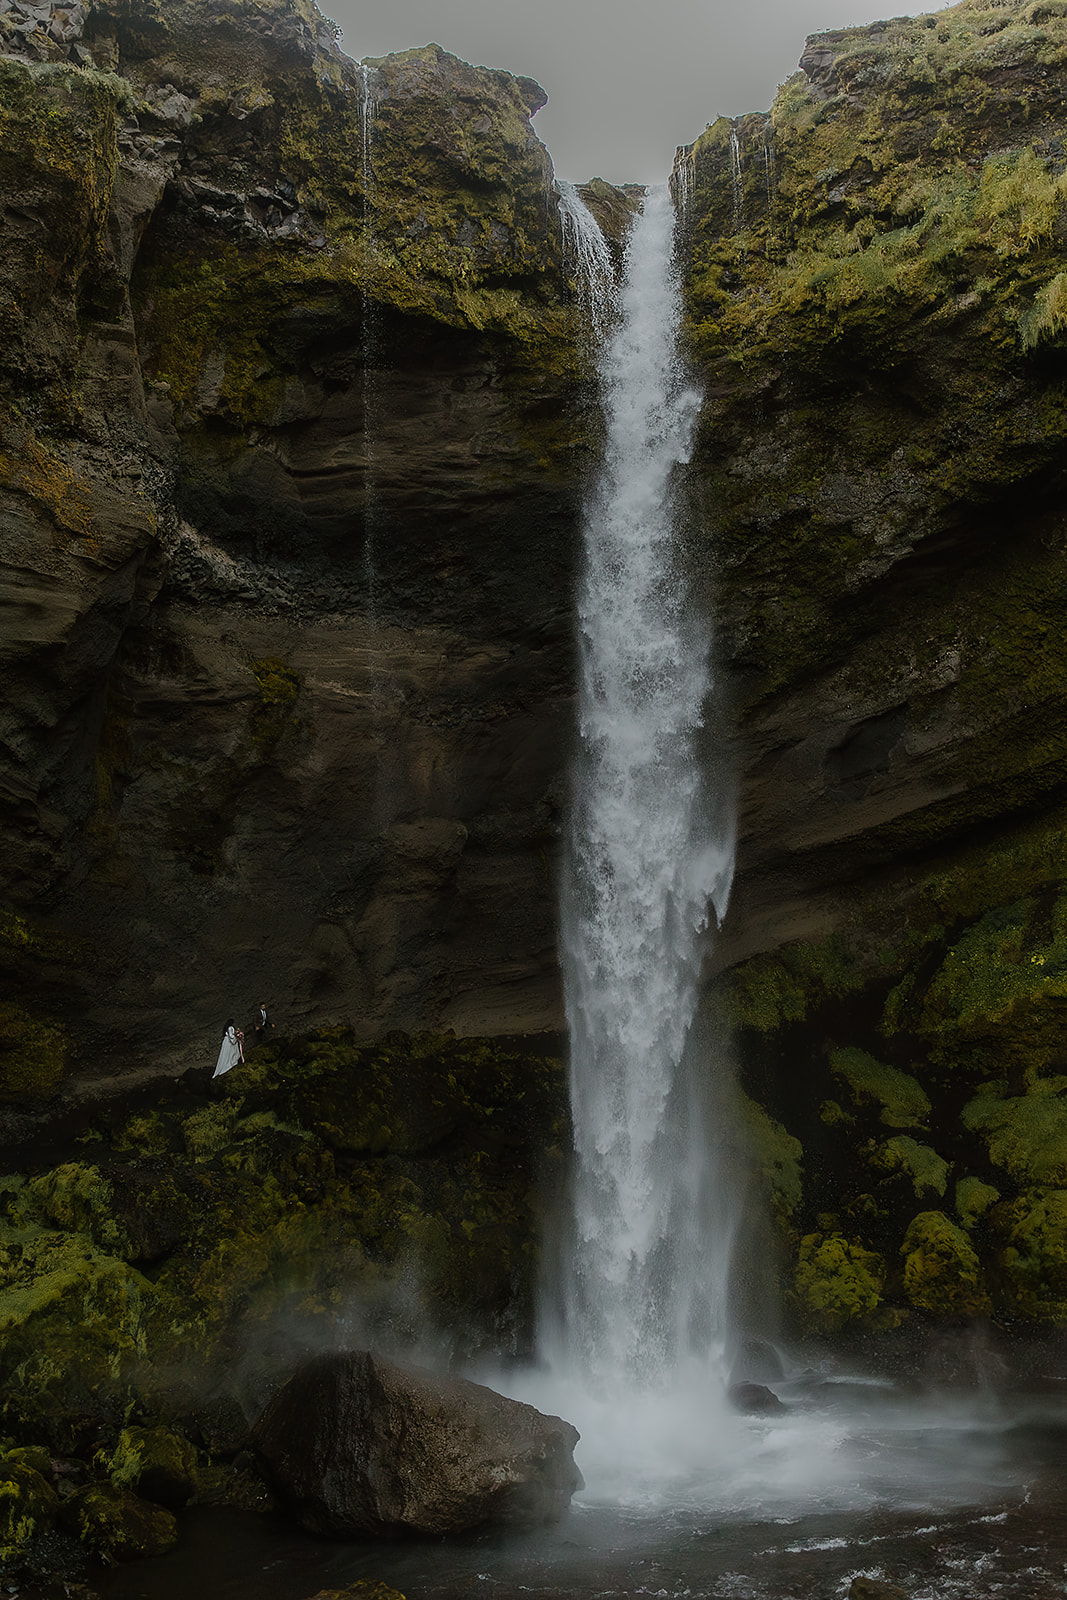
[679,0,1067,1346]
[0,0,621,1092]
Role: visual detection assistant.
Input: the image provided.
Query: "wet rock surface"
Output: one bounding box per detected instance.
[676,0,1067,1347]
[0,0,597,1087]
[252,1349,583,1536]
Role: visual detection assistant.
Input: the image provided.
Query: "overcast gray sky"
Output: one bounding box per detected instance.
[324,0,944,184]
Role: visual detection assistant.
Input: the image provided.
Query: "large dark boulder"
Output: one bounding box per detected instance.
[251,1350,583,1537]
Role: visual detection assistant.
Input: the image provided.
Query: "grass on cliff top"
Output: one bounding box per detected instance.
[683,0,1067,368]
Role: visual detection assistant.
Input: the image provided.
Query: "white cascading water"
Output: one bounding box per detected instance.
[499,184,1035,1536]
[507,185,742,1497]
[555,179,616,334]
[556,182,735,1390]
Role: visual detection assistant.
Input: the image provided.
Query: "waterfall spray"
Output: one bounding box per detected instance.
[548,185,736,1397]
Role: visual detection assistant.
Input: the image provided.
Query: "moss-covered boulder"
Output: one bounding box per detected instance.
[900,1210,990,1317]
[60,1481,178,1562]
[0,1459,60,1566]
[793,1231,889,1334]
[962,1079,1067,1184]
[0,1225,156,1441]
[103,1424,198,1508]
[991,1186,1067,1321]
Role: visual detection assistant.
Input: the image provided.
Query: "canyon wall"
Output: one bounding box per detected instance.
[0,0,596,1091]
[679,0,1067,1340]
[5,0,1067,1349]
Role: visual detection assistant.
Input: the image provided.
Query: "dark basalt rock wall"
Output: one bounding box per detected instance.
[0,0,608,1087]
[678,0,1067,1342]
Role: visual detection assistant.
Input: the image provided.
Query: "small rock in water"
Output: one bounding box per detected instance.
[728,1381,787,1414]
[848,1578,911,1600]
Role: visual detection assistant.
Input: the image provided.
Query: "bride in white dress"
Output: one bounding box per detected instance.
[212,1019,244,1078]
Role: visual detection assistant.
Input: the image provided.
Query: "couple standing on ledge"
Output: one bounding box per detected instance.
[212,1003,274,1078]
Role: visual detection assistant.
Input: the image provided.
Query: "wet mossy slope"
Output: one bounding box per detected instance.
[0,1029,564,1573]
[680,0,1067,1345]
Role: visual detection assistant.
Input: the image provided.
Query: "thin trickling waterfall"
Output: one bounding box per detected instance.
[672,146,697,221]
[358,59,381,594]
[357,60,394,828]
[359,62,377,189]
[556,179,616,335]
[729,128,744,240]
[548,184,735,1394]
[762,123,776,254]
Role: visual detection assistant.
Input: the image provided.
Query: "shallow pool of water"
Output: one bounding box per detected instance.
[88,1383,1067,1600]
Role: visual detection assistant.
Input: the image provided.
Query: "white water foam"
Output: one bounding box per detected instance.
[540,184,735,1408]
[556,179,617,336]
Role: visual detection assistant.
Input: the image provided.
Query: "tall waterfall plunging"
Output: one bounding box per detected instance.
[545,184,736,1400]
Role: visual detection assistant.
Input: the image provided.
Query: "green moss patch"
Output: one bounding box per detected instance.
[961,1079,1067,1182]
[900,1209,990,1316]
[103,1424,197,1508]
[869,1135,950,1198]
[793,1231,887,1333]
[0,1003,71,1102]
[955,1174,1001,1228]
[992,1185,1067,1321]
[0,1459,59,1567]
[830,1047,931,1129]
[737,1092,804,1215]
[729,936,864,1031]
[61,1481,178,1562]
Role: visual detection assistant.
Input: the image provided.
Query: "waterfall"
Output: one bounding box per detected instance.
[672,146,697,222]
[549,184,736,1394]
[556,179,616,336]
[729,128,744,239]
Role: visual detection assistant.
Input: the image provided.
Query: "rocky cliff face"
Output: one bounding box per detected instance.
[7,0,1067,1359]
[0,0,600,1089]
[679,0,1067,1344]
